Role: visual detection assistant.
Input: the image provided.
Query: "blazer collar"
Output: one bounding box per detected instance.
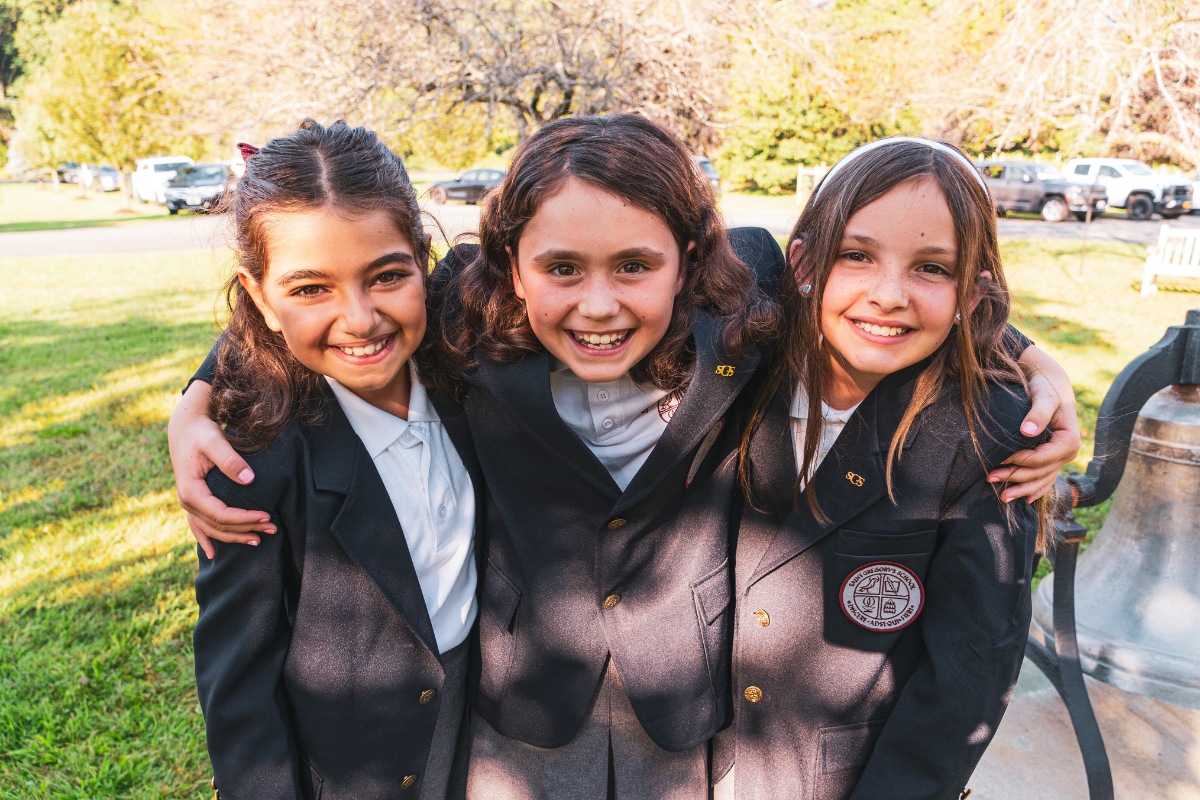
[470,349,623,498]
[615,309,760,511]
[308,394,441,658]
[746,363,921,587]
[467,309,761,507]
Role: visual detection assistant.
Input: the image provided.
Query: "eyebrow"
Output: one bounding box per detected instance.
[528,246,670,264]
[842,233,956,257]
[275,251,417,285]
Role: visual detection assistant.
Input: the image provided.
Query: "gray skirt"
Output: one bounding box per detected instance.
[466,659,708,800]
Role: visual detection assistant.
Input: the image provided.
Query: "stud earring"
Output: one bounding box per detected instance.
[800,284,813,296]
[955,312,962,322]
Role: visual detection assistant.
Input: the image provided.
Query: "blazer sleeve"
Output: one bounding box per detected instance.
[849,400,1041,800]
[193,452,303,799]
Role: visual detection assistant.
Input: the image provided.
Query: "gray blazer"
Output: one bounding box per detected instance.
[462,306,762,751]
[714,360,1042,800]
[194,387,483,800]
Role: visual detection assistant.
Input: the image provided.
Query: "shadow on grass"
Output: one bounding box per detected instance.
[1010,289,1116,353]
[0,316,218,543]
[0,315,218,416]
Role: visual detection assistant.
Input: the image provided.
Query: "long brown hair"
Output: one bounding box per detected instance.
[439,113,778,390]
[213,118,435,450]
[740,138,1050,549]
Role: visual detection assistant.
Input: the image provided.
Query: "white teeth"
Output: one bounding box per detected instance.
[338,338,387,356]
[854,321,907,337]
[574,331,628,349]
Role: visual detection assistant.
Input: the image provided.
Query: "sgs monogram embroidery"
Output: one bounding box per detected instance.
[714,365,735,377]
[846,471,865,487]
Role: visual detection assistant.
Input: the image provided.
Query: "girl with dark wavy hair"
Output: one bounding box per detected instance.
[191,119,478,799]
[435,113,779,799]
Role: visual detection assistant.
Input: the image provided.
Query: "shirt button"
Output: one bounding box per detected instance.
[438,506,447,519]
[418,688,436,705]
[603,593,622,610]
[744,685,764,703]
[401,431,414,444]
[596,390,610,401]
[401,774,418,789]
[606,518,627,530]
[754,609,770,627]
[601,418,615,430]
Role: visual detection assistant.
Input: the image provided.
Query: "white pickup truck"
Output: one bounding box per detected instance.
[1065,158,1192,220]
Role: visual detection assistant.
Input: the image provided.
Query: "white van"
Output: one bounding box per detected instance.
[132,156,195,204]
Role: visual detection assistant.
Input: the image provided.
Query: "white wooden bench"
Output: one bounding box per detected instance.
[1142,225,1200,296]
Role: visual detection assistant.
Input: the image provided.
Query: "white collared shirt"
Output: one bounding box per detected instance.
[326,365,477,654]
[549,363,681,491]
[789,383,862,482]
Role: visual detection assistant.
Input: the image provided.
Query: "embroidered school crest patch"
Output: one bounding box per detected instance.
[839,562,924,632]
[658,388,684,423]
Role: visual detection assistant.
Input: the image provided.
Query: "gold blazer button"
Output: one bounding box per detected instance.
[402,774,418,789]
[754,609,770,627]
[603,593,622,610]
[418,689,436,705]
[743,685,764,703]
[606,518,628,530]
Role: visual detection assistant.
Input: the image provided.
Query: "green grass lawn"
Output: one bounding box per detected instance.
[0,248,231,797]
[0,232,1195,795]
[0,183,175,233]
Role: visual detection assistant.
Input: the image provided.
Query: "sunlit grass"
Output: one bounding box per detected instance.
[1,248,225,798]
[0,183,174,232]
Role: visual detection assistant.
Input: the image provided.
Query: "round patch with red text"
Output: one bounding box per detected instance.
[839,561,924,632]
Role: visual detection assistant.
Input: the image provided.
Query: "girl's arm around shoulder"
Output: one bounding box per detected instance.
[194,427,308,799]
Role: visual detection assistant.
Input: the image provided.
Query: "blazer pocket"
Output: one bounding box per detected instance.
[826,529,936,650]
[477,561,521,703]
[691,559,733,689]
[815,719,887,800]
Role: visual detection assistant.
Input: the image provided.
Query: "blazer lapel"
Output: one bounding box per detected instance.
[309,401,441,658]
[471,352,621,498]
[747,387,891,587]
[615,310,761,512]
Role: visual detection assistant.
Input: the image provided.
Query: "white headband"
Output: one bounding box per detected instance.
[814,136,988,200]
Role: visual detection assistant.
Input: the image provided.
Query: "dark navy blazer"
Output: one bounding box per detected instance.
[713,361,1043,800]
[194,387,483,800]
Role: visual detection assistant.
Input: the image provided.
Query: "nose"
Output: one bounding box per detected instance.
[339,287,381,336]
[576,275,621,320]
[867,264,908,312]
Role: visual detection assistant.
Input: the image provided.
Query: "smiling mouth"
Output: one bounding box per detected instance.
[334,333,393,357]
[570,330,630,350]
[852,320,910,338]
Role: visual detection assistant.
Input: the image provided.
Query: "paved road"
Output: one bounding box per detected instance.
[4,200,1198,259]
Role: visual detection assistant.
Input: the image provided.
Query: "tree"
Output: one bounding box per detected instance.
[13,0,204,196]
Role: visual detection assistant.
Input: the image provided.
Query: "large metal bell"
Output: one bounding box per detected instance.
[1032,384,1200,709]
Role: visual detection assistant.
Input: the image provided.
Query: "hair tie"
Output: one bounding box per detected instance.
[237,142,260,162]
[814,137,988,200]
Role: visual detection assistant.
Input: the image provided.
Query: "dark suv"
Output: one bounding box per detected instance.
[976,160,1108,222]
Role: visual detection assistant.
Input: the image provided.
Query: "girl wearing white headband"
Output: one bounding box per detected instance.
[713,137,1050,800]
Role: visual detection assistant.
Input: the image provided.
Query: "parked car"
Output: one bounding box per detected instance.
[692,155,722,196]
[132,156,195,204]
[56,162,80,183]
[81,165,122,193]
[976,160,1107,222]
[1065,158,1192,220]
[163,164,232,214]
[427,168,506,204]
[1190,175,1200,215]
